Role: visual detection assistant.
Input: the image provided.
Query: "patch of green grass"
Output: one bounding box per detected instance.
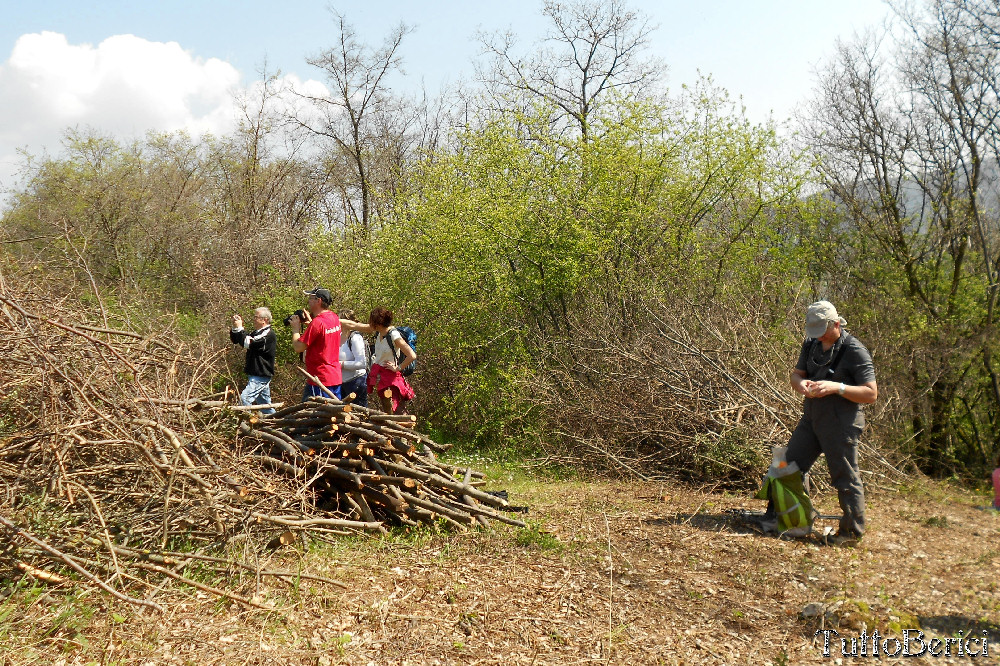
[923,515,950,528]
[607,622,629,643]
[305,522,452,563]
[428,421,546,464]
[332,633,352,656]
[896,477,981,504]
[173,310,208,339]
[526,461,582,482]
[170,560,222,588]
[546,628,568,645]
[886,609,921,633]
[164,533,207,554]
[0,405,19,437]
[513,521,563,553]
[35,591,98,652]
[382,522,449,546]
[0,578,46,643]
[15,494,76,535]
[977,550,1000,565]
[440,445,581,485]
[440,450,531,482]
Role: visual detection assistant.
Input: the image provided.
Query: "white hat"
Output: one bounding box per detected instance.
[805,301,846,339]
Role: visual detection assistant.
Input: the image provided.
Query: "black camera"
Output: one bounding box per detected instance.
[282,309,307,327]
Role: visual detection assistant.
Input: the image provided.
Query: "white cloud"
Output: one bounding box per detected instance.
[0,31,246,193]
[0,31,343,202]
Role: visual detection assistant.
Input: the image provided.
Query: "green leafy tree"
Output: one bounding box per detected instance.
[347,88,815,466]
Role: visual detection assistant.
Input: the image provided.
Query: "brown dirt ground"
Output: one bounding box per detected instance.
[1,474,998,665]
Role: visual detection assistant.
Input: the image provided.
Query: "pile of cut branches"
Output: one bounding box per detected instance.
[0,272,520,611]
[239,394,525,530]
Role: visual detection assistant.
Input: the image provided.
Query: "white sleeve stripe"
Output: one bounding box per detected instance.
[247,329,269,349]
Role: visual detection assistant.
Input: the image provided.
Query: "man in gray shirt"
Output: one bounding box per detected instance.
[786,301,877,545]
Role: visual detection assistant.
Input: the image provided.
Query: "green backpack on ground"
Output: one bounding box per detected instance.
[755,461,814,536]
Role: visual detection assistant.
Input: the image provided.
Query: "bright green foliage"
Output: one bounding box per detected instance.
[320,90,816,463]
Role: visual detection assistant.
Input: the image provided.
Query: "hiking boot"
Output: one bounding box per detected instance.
[827,531,862,547]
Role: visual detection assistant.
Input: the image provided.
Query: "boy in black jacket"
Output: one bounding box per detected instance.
[230,307,277,415]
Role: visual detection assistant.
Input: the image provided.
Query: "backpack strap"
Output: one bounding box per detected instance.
[348,330,370,370]
[384,327,402,366]
[348,330,363,360]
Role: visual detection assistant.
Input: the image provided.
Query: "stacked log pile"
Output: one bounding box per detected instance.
[0,272,523,611]
[240,396,525,531]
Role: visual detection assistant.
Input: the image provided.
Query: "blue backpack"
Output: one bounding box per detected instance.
[391,326,418,376]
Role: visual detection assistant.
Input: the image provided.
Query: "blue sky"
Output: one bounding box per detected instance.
[0,1,892,192]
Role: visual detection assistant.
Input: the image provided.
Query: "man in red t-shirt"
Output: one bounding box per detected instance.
[290,287,342,399]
